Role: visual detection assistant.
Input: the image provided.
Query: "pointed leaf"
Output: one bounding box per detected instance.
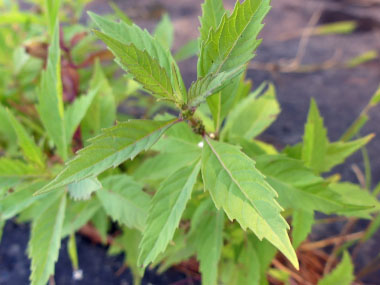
[138,162,201,267]
[202,137,298,269]
[318,252,354,285]
[98,175,150,231]
[223,83,280,139]
[64,88,98,145]
[154,14,174,50]
[37,23,67,160]
[302,99,328,172]
[28,192,66,285]
[36,119,176,194]
[198,0,270,76]
[188,66,245,107]
[0,158,40,186]
[94,30,176,101]
[89,12,186,101]
[7,110,45,167]
[81,60,116,142]
[323,134,374,172]
[199,0,225,43]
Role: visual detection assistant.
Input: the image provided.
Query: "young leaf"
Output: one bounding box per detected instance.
[154,14,174,50]
[0,158,40,187]
[188,66,245,107]
[68,177,101,201]
[45,0,61,35]
[81,60,116,142]
[255,155,369,214]
[7,110,45,167]
[190,199,224,285]
[64,88,98,145]
[97,175,150,231]
[323,134,374,172]
[94,30,177,102]
[89,12,187,100]
[329,183,380,219]
[28,192,66,285]
[202,137,298,269]
[302,99,328,172]
[37,23,67,160]
[292,210,314,249]
[138,162,201,267]
[207,74,246,131]
[198,0,271,76]
[36,119,177,194]
[223,83,280,139]
[318,252,354,285]
[199,0,225,43]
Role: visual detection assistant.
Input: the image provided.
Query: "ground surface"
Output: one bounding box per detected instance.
[1,0,380,284]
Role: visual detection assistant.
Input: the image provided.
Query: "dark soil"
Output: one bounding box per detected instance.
[2,0,380,284]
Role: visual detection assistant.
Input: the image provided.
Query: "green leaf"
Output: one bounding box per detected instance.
[64,89,98,145]
[37,23,67,160]
[322,134,374,172]
[302,99,328,172]
[81,60,116,142]
[138,162,201,267]
[36,119,176,195]
[94,30,177,102]
[188,66,245,107]
[190,199,224,285]
[329,183,380,219]
[199,0,225,43]
[28,192,66,285]
[318,252,354,285]
[226,240,260,285]
[109,1,133,25]
[207,74,248,131]
[255,155,369,214]
[89,12,186,101]
[68,177,101,201]
[7,109,45,167]
[292,210,314,249]
[134,121,202,183]
[202,137,298,269]
[0,158,40,186]
[98,175,150,231]
[0,104,17,147]
[61,198,100,237]
[174,39,199,62]
[0,181,47,221]
[154,14,174,50]
[45,0,61,35]
[223,83,280,139]
[198,0,270,76]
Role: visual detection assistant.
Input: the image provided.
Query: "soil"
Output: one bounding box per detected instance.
[1,0,380,284]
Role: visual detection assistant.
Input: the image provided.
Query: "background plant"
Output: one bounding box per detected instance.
[0,0,380,285]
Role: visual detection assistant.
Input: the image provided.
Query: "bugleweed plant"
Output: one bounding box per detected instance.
[1,0,380,284]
